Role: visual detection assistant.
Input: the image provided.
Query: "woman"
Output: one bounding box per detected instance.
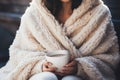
[0,0,119,80]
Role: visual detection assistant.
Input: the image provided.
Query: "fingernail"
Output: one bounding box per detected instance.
[62,68,65,70]
[49,62,52,65]
[65,65,68,67]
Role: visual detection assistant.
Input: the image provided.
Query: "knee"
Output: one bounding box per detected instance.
[29,72,58,80]
[62,75,82,80]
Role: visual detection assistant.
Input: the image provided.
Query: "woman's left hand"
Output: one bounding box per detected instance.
[55,58,78,76]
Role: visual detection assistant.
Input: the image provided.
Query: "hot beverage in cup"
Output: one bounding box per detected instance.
[45,50,70,72]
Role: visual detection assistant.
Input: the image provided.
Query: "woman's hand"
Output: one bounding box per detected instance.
[55,57,78,76]
[42,61,57,72]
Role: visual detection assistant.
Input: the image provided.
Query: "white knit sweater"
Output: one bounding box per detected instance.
[0,0,119,80]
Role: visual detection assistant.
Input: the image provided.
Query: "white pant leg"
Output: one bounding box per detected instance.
[62,75,82,80]
[29,72,58,80]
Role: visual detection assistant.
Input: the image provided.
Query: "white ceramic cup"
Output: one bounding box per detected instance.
[45,50,70,72]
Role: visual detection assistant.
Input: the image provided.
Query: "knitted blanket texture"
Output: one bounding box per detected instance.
[0,0,119,80]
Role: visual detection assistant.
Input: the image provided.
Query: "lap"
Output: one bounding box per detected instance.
[29,72,82,80]
[29,72,58,80]
[62,75,82,80]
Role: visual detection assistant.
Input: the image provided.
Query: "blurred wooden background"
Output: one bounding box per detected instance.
[0,0,31,67]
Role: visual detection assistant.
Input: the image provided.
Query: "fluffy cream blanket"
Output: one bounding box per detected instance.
[0,0,119,80]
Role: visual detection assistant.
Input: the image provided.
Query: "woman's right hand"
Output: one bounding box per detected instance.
[42,61,57,72]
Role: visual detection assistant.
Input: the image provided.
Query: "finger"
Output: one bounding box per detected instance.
[44,68,56,72]
[59,70,71,75]
[44,61,53,67]
[70,56,75,61]
[61,67,74,75]
[43,61,56,71]
[43,67,57,72]
[65,61,77,67]
[62,67,73,71]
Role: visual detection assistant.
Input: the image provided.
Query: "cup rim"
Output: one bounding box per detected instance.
[45,50,69,57]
